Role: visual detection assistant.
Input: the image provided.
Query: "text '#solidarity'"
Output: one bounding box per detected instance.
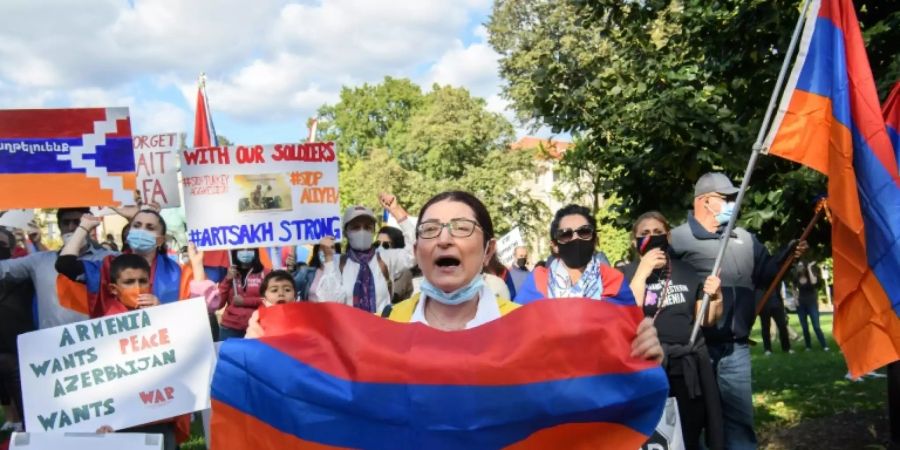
[189,216,342,248]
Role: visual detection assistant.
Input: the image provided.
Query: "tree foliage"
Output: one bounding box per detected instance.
[319,79,549,239]
[488,0,898,256]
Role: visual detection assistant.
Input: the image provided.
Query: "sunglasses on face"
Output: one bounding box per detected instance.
[555,225,594,242]
[59,219,80,228]
[374,241,391,249]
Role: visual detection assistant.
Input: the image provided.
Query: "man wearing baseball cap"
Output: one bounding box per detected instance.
[315,193,415,315]
[670,172,807,449]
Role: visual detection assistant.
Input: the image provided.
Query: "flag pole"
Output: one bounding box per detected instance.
[754,198,827,316]
[690,0,814,346]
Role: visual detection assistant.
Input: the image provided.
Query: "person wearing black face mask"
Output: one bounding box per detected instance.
[621,212,724,450]
[507,245,530,294]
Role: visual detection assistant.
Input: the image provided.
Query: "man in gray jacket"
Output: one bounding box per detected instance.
[671,173,805,450]
[0,207,113,328]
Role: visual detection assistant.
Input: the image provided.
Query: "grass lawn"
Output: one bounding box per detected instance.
[749,312,891,447]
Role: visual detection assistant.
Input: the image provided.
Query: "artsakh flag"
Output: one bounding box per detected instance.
[0,107,137,209]
[763,0,900,377]
[884,81,900,162]
[192,76,230,277]
[210,300,668,449]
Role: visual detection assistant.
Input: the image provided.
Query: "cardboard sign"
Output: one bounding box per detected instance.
[17,298,215,433]
[180,142,340,250]
[0,108,136,209]
[133,133,181,208]
[9,432,164,450]
[495,227,525,267]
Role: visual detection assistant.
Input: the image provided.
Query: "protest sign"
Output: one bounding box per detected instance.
[9,431,164,450]
[133,133,181,207]
[0,108,137,209]
[0,209,35,231]
[180,142,340,250]
[18,298,215,433]
[495,227,525,267]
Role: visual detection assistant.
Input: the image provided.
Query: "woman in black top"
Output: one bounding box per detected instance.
[794,260,829,350]
[622,211,724,450]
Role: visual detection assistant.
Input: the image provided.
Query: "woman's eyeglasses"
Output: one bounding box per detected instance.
[555,225,594,243]
[416,219,481,239]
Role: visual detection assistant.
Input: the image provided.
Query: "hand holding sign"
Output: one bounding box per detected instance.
[137,293,160,309]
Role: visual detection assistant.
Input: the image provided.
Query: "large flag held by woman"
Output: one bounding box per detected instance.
[762,0,900,378]
[210,300,668,449]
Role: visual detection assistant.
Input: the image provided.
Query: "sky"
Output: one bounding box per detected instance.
[0,0,552,145]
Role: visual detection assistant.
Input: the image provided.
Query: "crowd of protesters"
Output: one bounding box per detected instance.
[0,172,828,450]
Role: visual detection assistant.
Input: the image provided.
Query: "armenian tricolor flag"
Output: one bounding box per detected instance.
[210,299,668,449]
[0,107,136,209]
[763,0,900,377]
[884,81,900,160]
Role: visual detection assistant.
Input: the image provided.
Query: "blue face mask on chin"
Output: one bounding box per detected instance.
[420,273,485,306]
[420,244,489,306]
[715,201,736,226]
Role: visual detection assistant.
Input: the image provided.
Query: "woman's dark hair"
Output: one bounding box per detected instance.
[230,248,264,274]
[484,252,507,276]
[549,204,597,243]
[261,270,295,294]
[377,226,405,249]
[0,227,16,249]
[416,191,494,247]
[131,210,168,254]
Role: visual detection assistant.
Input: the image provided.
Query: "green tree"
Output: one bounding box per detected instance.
[488,0,897,253]
[322,78,548,240]
[317,77,424,159]
[399,85,515,179]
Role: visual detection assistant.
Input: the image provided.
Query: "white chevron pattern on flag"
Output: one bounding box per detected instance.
[57,107,132,204]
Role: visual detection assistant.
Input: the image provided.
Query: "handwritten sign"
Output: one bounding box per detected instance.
[133,133,181,207]
[0,108,137,209]
[17,298,215,433]
[180,142,341,250]
[496,227,525,267]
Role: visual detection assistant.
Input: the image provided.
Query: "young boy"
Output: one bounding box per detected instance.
[260,270,297,306]
[243,271,297,338]
[93,248,217,449]
[105,254,159,309]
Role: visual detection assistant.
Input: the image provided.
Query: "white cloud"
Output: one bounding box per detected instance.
[0,0,531,139]
[426,40,499,99]
[130,101,190,135]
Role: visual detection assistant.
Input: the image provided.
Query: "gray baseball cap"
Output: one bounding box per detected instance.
[694,172,739,197]
[342,205,376,228]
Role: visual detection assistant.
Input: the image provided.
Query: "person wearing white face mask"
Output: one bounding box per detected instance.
[315,193,415,314]
[670,172,809,450]
[0,207,114,329]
